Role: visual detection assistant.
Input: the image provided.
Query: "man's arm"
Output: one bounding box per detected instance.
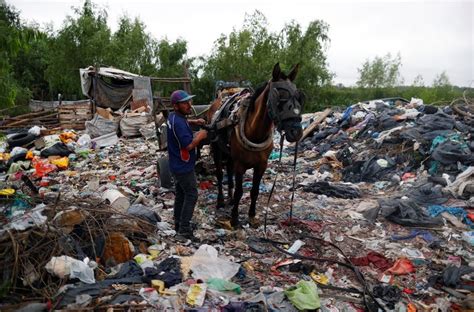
[188,118,206,126]
[185,130,208,151]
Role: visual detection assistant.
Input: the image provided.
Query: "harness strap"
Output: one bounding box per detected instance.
[234,101,274,152]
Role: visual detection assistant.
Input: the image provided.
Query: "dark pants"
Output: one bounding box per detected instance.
[172,170,198,233]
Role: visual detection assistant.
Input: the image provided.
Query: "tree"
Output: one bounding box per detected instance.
[432,71,451,87]
[0,1,27,107]
[195,10,332,108]
[45,0,112,99]
[412,74,424,87]
[109,16,158,76]
[357,52,402,88]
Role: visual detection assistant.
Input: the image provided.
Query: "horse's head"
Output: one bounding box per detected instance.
[267,63,305,142]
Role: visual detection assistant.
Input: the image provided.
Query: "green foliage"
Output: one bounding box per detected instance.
[314,85,469,110]
[109,16,158,75]
[193,10,332,105]
[45,0,111,99]
[357,53,402,88]
[0,2,23,108]
[2,1,469,114]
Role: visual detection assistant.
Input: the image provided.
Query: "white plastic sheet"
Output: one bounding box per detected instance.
[85,114,119,138]
[189,244,240,281]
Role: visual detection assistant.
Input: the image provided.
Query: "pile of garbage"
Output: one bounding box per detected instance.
[0,96,473,311]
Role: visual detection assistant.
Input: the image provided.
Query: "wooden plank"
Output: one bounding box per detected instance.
[5,112,59,126]
[59,115,92,120]
[58,107,91,113]
[2,109,57,122]
[59,111,91,116]
[299,108,332,142]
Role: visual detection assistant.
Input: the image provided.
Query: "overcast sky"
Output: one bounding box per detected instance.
[8,0,474,87]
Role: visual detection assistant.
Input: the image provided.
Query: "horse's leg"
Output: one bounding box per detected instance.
[213,146,225,209]
[249,165,266,228]
[226,157,234,205]
[231,165,245,228]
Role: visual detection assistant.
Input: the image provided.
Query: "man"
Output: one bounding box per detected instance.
[167,90,207,240]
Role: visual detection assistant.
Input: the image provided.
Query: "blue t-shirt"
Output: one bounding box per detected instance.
[167,112,196,174]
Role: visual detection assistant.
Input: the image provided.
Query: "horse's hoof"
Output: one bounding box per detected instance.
[249,217,260,228]
[216,219,233,230]
[231,219,240,230]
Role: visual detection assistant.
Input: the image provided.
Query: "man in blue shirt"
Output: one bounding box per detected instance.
[167,90,207,240]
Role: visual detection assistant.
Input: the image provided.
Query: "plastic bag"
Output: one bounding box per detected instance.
[85,114,119,138]
[284,280,320,310]
[186,283,207,307]
[51,157,69,170]
[59,132,77,144]
[190,244,240,281]
[120,113,152,137]
[28,126,42,136]
[76,134,92,149]
[10,146,28,158]
[32,158,57,178]
[45,255,95,284]
[207,278,241,294]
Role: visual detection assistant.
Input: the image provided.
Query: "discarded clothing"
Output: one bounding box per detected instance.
[109,260,143,279]
[342,156,396,183]
[373,285,401,309]
[220,302,266,312]
[407,183,448,206]
[431,139,474,165]
[391,229,435,243]
[386,258,415,275]
[57,276,144,307]
[366,197,444,227]
[127,204,161,224]
[143,257,182,287]
[427,265,474,291]
[428,205,473,228]
[302,181,361,198]
[40,142,72,158]
[350,251,393,271]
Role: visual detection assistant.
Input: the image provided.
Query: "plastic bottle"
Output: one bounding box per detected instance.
[287,239,305,254]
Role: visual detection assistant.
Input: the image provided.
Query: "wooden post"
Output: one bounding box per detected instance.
[183,61,191,94]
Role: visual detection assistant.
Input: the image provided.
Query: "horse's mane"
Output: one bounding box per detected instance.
[249,82,268,112]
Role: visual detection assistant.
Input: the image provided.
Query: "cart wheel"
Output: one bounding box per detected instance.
[157,156,173,189]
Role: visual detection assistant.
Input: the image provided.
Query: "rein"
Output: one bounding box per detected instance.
[263,133,299,236]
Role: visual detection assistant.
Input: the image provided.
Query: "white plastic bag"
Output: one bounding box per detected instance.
[45,255,95,284]
[190,244,240,281]
[77,134,92,149]
[28,126,42,136]
[120,113,152,137]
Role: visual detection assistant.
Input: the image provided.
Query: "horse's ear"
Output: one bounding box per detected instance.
[272,63,281,80]
[288,63,300,81]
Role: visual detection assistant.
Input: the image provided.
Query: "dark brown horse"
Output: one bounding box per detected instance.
[207,63,304,227]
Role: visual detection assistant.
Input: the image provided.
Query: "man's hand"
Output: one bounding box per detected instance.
[186,130,208,151]
[190,118,206,126]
